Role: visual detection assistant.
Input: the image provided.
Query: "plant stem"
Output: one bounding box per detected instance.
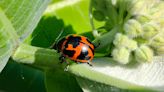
[93,25,120,51]
[11,44,61,68]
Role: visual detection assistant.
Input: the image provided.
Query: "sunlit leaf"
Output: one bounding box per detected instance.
[0,0,50,41]
[44,0,91,34]
[0,8,18,72]
[69,57,164,91]
[0,0,50,72]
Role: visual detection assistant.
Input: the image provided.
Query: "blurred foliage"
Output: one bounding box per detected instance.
[0,60,46,92]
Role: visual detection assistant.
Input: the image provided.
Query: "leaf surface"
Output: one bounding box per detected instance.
[0,0,50,72]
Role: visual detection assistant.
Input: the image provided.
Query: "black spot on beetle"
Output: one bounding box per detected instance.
[63,49,75,57]
[77,50,91,60]
[65,36,81,48]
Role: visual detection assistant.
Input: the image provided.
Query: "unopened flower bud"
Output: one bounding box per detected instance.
[113,33,138,50]
[112,47,130,64]
[134,45,154,63]
[135,14,151,24]
[113,33,129,47]
[128,0,148,15]
[150,35,164,48]
[124,19,143,38]
[142,22,159,39]
[127,39,138,51]
[150,3,164,20]
[155,46,164,55]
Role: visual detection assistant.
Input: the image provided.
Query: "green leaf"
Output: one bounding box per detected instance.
[0,60,46,92]
[0,0,50,41]
[26,15,76,48]
[0,8,18,72]
[25,0,95,47]
[12,44,82,92]
[12,44,164,91]
[44,0,91,34]
[0,0,50,72]
[45,69,82,92]
[68,57,164,91]
[76,76,129,92]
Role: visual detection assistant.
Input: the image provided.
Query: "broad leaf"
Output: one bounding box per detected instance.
[0,60,46,92]
[0,8,18,72]
[76,76,129,92]
[0,0,50,72]
[44,0,91,34]
[27,15,76,48]
[45,69,82,92]
[68,57,164,91]
[0,0,50,41]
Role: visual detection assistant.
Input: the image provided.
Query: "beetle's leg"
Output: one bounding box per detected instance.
[58,55,70,71]
[64,65,70,71]
[87,61,93,66]
[74,60,79,64]
[59,55,70,65]
[59,55,65,63]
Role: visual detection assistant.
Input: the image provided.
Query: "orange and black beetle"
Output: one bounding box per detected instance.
[53,34,97,66]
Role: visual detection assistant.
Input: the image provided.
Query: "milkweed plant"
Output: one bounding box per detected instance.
[91,0,164,64]
[0,0,164,92]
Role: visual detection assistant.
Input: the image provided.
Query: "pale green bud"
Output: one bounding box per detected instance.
[142,22,159,39]
[134,45,154,63]
[157,18,164,28]
[150,35,164,48]
[113,33,138,50]
[128,0,148,15]
[135,14,151,24]
[112,47,130,64]
[127,39,138,51]
[155,46,164,55]
[124,19,143,38]
[113,33,129,47]
[129,0,159,15]
[150,2,164,20]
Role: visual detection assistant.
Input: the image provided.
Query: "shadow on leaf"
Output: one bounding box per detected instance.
[31,15,76,48]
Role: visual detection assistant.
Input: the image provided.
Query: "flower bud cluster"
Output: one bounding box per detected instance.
[91,0,164,64]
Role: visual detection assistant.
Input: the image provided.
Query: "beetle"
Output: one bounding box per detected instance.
[53,34,97,66]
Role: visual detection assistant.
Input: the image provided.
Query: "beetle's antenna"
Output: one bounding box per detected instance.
[50,28,64,48]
